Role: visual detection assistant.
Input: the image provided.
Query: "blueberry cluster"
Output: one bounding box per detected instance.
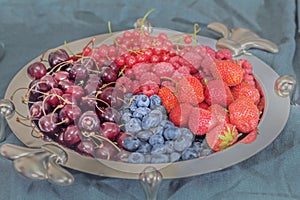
[118,93,213,164]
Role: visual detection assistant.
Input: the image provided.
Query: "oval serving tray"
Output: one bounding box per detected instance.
[3,28,290,179]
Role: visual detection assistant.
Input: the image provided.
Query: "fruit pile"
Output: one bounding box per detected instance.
[24,28,264,164]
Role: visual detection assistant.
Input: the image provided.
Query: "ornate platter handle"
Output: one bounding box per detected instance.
[275,75,298,106]
[0,99,15,142]
[0,143,74,186]
[207,22,279,56]
[139,167,163,200]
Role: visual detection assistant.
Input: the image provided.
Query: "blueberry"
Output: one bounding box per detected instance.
[160,120,174,129]
[125,118,142,134]
[122,136,141,152]
[129,100,138,112]
[128,152,145,164]
[142,110,163,129]
[151,125,164,135]
[151,144,167,154]
[121,112,132,124]
[136,94,150,107]
[152,105,167,116]
[137,142,152,154]
[174,134,193,152]
[145,154,152,163]
[149,94,162,108]
[170,152,181,162]
[163,126,181,140]
[136,130,153,142]
[165,141,175,154]
[191,141,202,152]
[149,134,165,146]
[181,148,199,160]
[200,148,214,156]
[151,154,169,164]
[179,128,194,141]
[132,107,151,120]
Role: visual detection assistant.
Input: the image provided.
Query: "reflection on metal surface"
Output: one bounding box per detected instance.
[134,18,153,33]
[0,143,74,185]
[275,75,298,105]
[207,22,279,57]
[0,99,15,142]
[139,167,162,200]
[0,42,5,61]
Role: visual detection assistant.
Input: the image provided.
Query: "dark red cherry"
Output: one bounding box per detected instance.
[48,49,70,68]
[100,122,120,141]
[29,101,51,119]
[59,104,82,125]
[63,125,82,146]
[27,62,47,80]
[78,110,101,132]
[44,88,63,107]
[38,113,59,135]
[65,85,84,99]
[76,139,95,157]
[37,75,58,92]
[97,107,121,123]
[69,63,88,81]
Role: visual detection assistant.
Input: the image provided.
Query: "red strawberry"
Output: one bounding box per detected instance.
[178,76,204,105]
[157,86,179,113]
[198,102,209,110]
[204,79,234,107]
[231,83,260,105]
[212,60,244,86]
[208,104,230,125]
[206,123,240,151]
[169,103,194,127]
[188,107,217,135]
[228,97,260,133]
[238,129,258,144]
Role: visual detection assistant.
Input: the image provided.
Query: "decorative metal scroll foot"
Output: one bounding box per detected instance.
[139,167,163,200]
[0,143,74,185]
[0,99,15,142]
[275,75,298,105]
[207,22,279,57]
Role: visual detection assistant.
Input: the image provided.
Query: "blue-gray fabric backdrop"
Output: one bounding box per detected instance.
[0,0,300,199]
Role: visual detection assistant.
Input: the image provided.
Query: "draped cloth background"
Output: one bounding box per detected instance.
[0,0,300,199]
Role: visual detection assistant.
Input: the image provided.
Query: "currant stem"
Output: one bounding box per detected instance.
[140,8,155,35]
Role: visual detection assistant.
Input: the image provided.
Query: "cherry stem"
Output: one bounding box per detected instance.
[97,81,117,91]
[10,87,29,101]
[40,47,59,62]
[47,60,73,74]
[31,128,44,139]
[82,96,110,108]
[118,65,127,77]
[82,132,121,154]
[64,41,76,56]
[16,117,34,128]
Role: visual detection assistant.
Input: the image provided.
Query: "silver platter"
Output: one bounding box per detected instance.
[4,28,290,179]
